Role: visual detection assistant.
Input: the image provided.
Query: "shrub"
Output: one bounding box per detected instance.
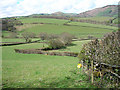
[79,31,120,65]
[39,32,49,40]
[47,34,59,40]
[22,32,36,42]
[9,32,18,38]
[48,39,65,49]
[60,32,75,45]
[78,31,120,87]
[87,35,96,40]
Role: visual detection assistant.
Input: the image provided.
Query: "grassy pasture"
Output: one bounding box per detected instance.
[1,38,40,43]
[75,17,114,22]
[2,17,116,88]
[50,40,90,52]
[68,22,117,30]
[23,24,115,38]
[16,18,117,38]
[2,40,95,88]
[19,18,69,24]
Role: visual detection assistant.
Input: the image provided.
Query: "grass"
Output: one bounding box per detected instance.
[2,17,115,88]
[50,40,90,52]
[1,38,40,43]
[22,24,115,38]
[75,17,114,22]
[68,21,117,30]
[2,41,96,88]
[18,17,69,24]
[2,18,117,39]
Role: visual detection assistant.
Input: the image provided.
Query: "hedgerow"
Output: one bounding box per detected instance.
[78,31,120,88]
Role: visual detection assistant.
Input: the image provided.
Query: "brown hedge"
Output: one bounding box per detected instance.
[14,49,78,57]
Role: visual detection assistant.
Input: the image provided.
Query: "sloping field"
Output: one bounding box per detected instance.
[23,24,115,38]
[19,17,69,24]
[2,41,96,88]
[16,18,117,38]
[75,17,114,22]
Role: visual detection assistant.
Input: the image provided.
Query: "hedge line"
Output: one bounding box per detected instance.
[14,49,78,57]
[0,40,42,46]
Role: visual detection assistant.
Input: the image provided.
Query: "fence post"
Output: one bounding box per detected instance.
[91,60,94,84]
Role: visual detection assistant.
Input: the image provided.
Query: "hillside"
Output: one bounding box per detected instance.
[78,5,118,17]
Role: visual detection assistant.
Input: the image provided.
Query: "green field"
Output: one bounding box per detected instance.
[1,38,40,43]
[50,40,90,52]
[76,17,114,22]
[21,24,115,38]
[68,22,117,30]
[2,17,116,88]
[19,18,69,24]
[2,40,96,88]
[2,17,117,39]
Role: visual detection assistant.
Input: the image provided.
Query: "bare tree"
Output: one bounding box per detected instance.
[39,32,48,40]
[22,32,36,42]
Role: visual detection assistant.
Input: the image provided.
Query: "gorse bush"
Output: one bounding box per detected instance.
[78,31,120,66]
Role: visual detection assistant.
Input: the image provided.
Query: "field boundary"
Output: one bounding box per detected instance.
[0,40,43,46]
[24,21,116,31]
[14,49,78,57]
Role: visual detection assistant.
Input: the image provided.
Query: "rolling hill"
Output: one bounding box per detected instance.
[78,5,118,17]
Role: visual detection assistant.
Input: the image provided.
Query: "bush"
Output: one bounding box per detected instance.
[60,32,75,45]
[78,31,120,87]
[48,39,65,49]
[22,32,36,42]
[47,34,59,40]
[39,32,49,40]
[41,32,75,49]
[87,35,96,40]
[79,31,120,66]
[9,32,18,38]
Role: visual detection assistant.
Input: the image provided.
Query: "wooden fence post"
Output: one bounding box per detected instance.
[91,60,94,84]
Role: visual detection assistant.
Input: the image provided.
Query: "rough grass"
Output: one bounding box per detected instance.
[2,41,96,88]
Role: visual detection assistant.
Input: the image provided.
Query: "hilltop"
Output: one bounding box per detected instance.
[78,5,118,17]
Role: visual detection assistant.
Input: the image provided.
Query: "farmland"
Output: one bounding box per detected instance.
[2,17,117,39]
[75,17,114,22]
[2,16,118,88]
[2,40,96,88]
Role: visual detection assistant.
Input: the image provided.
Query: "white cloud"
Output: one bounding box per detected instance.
[0,0,119,18]
[94,0,119,8]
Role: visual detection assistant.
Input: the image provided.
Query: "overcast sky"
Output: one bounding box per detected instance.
[0,0,119,18]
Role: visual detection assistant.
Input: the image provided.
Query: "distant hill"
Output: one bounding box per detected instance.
[23,5,118,18]
[51,11,78,17]
[78,5,118,17]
